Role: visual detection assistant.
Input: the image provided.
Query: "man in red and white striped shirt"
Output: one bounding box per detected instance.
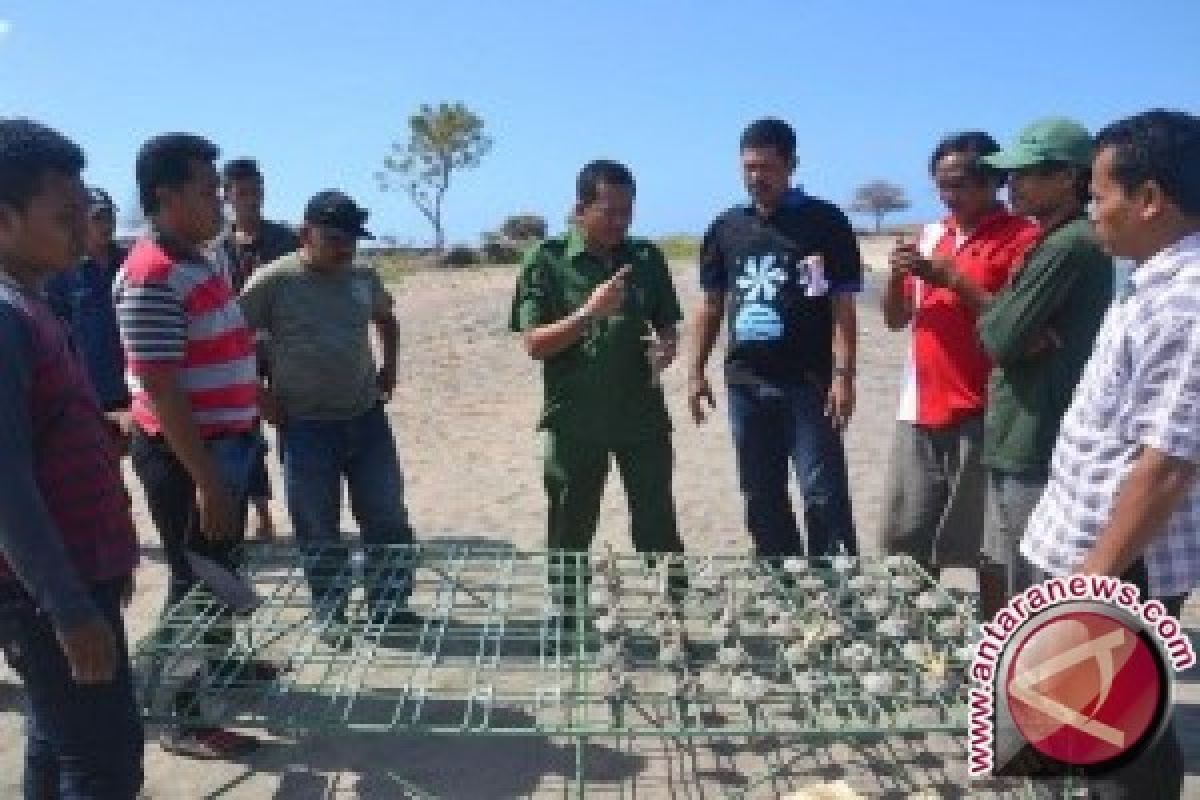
[114,133,265,759]
[879,132,1038,579]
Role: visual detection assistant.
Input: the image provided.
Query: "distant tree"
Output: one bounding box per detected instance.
[376,102,492,252]
[500,213,547,242]
[849,180,911,233]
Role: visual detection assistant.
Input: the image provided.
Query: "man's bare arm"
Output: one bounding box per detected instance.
[882,269,914,330]
[687,291,725,423]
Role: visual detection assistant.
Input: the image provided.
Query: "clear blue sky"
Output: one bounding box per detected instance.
[1,1,1197,245]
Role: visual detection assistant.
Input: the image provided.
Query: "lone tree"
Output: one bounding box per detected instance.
[377,102,492,252]
[499,213,548,242]
[850,180,911,233]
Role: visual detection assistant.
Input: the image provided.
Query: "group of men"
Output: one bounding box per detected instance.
[0,108,1198,797]
[513,120,863,575]
[0,121,418,789]
[876,113,1200,794]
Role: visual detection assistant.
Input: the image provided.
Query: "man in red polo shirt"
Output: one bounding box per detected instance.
[880,132,1039,579]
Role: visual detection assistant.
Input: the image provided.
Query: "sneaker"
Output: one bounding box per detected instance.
[160,726,260,759]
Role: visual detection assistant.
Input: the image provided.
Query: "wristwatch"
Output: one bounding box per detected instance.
[832,365,855,378]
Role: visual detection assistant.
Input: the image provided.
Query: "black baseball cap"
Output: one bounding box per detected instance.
[87,187,116,215]
[303,190,374,240]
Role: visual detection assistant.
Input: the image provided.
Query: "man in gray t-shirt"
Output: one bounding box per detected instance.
[239,190,417,628]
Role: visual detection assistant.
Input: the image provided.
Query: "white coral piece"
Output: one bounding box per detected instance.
[730,672,769,704]
[782,557,808,575]
[792,670,821,693]
[863,593,889,615]
[847,574,874,591]
[915,591,949,612]
[861,671,893,694]
[937,617,965,638]
[902,640,930,664]
[877,616,910,638]
[761,596,785,620]
[659,638,685,667]
[794,575,825,592]
[842,642,873,671]
[830,555,855,573]
[718,644,749,669]
[784,641,810,668]
[768,614,796,639]
[594,613,621,637]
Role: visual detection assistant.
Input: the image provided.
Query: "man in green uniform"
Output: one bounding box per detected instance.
[511,160,685,603]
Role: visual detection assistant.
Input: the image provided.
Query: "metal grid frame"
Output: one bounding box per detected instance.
[135,544,972,746]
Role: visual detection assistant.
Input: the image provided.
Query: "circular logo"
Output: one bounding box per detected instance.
[1005,608,1168,768]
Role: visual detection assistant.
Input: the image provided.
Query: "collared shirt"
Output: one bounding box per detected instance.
[978,216,1114,472]
[1022,232,1200,597]
[44,244,130,411]
[699,188,863,388]
[0,272,138,629]
[114,232,259,438]
[509,228,683,442]
[895,210,1039,427]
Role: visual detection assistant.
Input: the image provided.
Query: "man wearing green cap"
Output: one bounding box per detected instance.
[972,118,1114,615]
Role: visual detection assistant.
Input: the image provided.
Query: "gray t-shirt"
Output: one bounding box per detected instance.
[240,251,391,420]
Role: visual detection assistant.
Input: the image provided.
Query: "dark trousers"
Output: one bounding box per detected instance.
[0,578,143,800]
[129,430,251,609]
[727,380,857,557]
[279,404,415,619]
[543,428,683,608]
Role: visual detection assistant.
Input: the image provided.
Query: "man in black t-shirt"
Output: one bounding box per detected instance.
[689,118,862,558]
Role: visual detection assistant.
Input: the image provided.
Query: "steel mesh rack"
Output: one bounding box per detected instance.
[133,544,976,798]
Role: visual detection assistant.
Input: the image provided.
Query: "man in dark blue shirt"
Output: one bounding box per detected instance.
[689,118,862,558]
[45,187,130,426]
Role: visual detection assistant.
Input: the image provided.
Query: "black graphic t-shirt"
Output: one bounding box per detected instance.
[699,189,863,387]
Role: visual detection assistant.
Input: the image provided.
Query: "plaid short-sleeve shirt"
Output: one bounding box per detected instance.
[1021,232,1200,597]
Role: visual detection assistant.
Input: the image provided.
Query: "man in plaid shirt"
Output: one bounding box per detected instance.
[1023,109,1200,601]
[1021,109,1200,798]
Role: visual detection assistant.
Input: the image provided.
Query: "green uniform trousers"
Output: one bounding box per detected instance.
[542,428,683,611]
[543,427,682,551]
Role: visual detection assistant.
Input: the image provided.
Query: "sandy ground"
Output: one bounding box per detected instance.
[3,244,1198,798]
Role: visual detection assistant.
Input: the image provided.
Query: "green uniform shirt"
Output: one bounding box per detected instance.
[978,216,1114,473]
[509,229,683,442]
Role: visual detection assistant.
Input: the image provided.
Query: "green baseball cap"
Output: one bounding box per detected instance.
[981,117,1093,170]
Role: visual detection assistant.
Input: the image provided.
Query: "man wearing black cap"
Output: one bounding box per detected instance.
[239,190,418,629]
[45,187,132,442]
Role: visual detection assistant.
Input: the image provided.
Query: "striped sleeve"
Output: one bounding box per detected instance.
[116,279,187,367]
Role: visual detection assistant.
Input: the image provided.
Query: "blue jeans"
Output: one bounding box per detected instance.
[0,578,143,799]
[727,381,857,557]
[280,404,415,616]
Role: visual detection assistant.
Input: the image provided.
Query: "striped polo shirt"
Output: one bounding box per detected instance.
[115,234,258,438]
